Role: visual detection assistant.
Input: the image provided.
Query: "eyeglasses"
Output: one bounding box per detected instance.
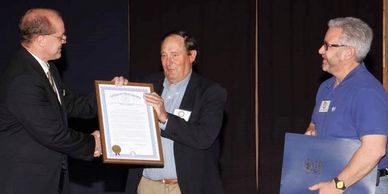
[47,34,67,43]
[322,42,347,51]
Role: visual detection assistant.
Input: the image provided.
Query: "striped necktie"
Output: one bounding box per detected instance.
[46,65,61,104]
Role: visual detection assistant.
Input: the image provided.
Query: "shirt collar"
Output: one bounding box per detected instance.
[325,62,366,89]
[163,70,192,91]
[27,50,50,74]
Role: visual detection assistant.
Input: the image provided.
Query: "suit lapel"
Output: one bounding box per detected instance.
[47,62,65,104]
[46,62,67,120]
[154,75,165,95]
[20,48,64,111]
[179,72,199,110]
[20,48,48,80]
[154,72,199,110]
[155,72,199,110]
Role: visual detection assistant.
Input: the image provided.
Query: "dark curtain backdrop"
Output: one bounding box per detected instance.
[258,0,382,193]
[0,0,383,194]
[0,0,258,193]
[128,0,257,194]
[0,1,129,194]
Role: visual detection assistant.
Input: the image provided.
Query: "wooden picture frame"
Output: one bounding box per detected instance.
[95,80,164,165]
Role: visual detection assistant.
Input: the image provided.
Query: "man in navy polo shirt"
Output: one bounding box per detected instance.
[305,17,388,194]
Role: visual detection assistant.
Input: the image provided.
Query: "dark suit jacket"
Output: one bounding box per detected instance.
[0,48,97,194]
[126,72,227,194]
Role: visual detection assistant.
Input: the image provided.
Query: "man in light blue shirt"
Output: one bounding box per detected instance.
[143,71,191,181]
[126,31,227,194]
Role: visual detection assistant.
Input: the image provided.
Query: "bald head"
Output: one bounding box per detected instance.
[19,8,62,44]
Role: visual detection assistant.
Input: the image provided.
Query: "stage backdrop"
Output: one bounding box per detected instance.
[0,1,129,193]
[0,0,383,194]
[0,0,257,193]
[127,0,257,193]
[258,0,382,193]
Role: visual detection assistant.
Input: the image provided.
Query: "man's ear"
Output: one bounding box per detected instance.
[343,47,355,60]
[36,35,47,47]
[189,50,197,63]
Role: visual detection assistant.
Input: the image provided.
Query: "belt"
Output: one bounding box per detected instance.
[379,168,388,177]
[159,179,178,184]
[144,177,178,185]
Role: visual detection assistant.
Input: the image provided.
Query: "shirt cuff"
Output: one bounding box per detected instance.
[158,118,168,130]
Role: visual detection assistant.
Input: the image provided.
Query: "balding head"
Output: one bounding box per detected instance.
[19,8,66,61]
[19,8,62,44]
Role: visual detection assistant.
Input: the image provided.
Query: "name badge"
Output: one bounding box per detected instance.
[319,100,331,112]
[173,109,191,121]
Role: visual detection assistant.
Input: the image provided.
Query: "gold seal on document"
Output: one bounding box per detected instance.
[112,145,121,156]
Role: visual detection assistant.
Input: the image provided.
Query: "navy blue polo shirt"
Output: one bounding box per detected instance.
[311,63,388,169]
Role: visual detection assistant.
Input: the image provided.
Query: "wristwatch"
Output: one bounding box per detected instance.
[334,177,346,190]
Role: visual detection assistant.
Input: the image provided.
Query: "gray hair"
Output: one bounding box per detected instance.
[328,17,373,62]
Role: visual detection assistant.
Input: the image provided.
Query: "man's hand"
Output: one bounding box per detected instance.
[309,180,343,194]
[111,76,128,86]
[143,92,168,123]
[91,130,102,157]
[305,123,317,136]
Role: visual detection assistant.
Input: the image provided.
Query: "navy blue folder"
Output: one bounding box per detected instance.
[280,133,377,194]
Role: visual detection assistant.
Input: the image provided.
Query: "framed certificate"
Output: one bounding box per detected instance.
[95,80,164,165]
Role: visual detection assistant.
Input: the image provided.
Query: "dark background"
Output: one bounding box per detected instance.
[258,1,382,193]
[0,0,382,194]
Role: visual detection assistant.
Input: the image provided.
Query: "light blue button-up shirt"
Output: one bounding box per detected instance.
[143,71,192,180]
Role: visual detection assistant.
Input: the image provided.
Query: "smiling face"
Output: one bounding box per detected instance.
[160,35,197,84]
[318,27,347,75]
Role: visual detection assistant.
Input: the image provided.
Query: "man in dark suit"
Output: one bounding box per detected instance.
[0,8,127,194]
[125,31,227,194]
